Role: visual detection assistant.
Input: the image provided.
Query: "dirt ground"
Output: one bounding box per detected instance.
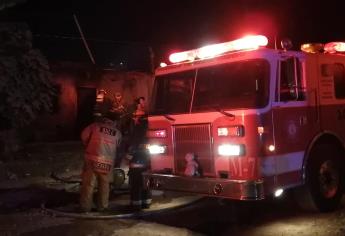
[0,141,84,184]
[0,142,202,236]
[0,210,201,236]
[2,142,345,236]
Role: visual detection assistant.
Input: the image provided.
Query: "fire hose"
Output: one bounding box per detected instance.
[45,170,203,219]
[50,168,128,191]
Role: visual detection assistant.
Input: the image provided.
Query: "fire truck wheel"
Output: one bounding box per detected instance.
[303,144,344,212]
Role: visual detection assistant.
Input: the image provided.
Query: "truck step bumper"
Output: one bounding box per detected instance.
[143,172,264,200]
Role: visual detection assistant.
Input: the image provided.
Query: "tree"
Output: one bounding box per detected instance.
[0,23,55,129]
[0,0,26,11]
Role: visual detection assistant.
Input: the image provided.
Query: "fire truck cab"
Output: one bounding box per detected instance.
[143,35,345,212]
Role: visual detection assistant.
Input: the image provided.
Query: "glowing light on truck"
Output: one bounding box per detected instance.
[160,62,167,67]
[147,144,167,155]
[324,42,345,54]
[169,35,268,63]
[300,43,324,53]
[218,144,244,156]
[274,188,284,197]
[169,50,196,63]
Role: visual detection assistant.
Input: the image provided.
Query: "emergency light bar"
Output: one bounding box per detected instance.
[169,35,268,63]
[301,42,345,54]
[324,42,345,54]
[300,43,324,53]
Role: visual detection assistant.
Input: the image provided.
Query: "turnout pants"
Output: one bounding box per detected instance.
[129,166,152,207]
[80,160,111,212]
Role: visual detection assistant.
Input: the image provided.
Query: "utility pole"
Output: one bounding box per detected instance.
[149,46,155,74]
[73,14,96,64]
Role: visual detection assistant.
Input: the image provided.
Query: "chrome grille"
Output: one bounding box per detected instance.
[173,124,214,176]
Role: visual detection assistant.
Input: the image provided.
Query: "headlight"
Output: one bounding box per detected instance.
[218,144,245,156]
[147,144,167,155]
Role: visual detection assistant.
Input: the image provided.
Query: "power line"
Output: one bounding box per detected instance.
[33,33,155,73]
[73,14,95,64]
[33,34,149,46]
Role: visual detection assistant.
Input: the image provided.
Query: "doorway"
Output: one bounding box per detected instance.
[76,87,96,137]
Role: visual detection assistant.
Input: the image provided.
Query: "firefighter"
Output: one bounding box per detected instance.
[79,112,122,213]
[109,92,131,168]
[128,97,152,210]
[110,92,127,117]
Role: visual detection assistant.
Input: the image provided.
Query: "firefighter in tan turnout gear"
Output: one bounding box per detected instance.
[80,113,122,213]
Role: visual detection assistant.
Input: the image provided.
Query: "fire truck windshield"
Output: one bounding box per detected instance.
[151,59,269,115]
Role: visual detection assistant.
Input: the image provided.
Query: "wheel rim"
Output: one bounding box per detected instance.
[319,160,339,198]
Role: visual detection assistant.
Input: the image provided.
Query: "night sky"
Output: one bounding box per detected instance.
[1,0,345,71]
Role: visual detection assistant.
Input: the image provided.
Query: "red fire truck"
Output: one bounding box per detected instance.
[143,35,345,212]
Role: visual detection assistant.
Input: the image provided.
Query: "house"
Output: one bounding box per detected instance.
[29,37,153,142]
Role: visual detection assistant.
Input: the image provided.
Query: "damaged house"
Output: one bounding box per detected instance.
[30,36,154,142]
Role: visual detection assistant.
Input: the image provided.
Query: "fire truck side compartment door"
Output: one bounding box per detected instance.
[317,58,345,140]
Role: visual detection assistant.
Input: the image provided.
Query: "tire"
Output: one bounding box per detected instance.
[297,144,344,212]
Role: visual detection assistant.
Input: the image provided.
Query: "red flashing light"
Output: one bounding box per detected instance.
[169,35,268,63]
